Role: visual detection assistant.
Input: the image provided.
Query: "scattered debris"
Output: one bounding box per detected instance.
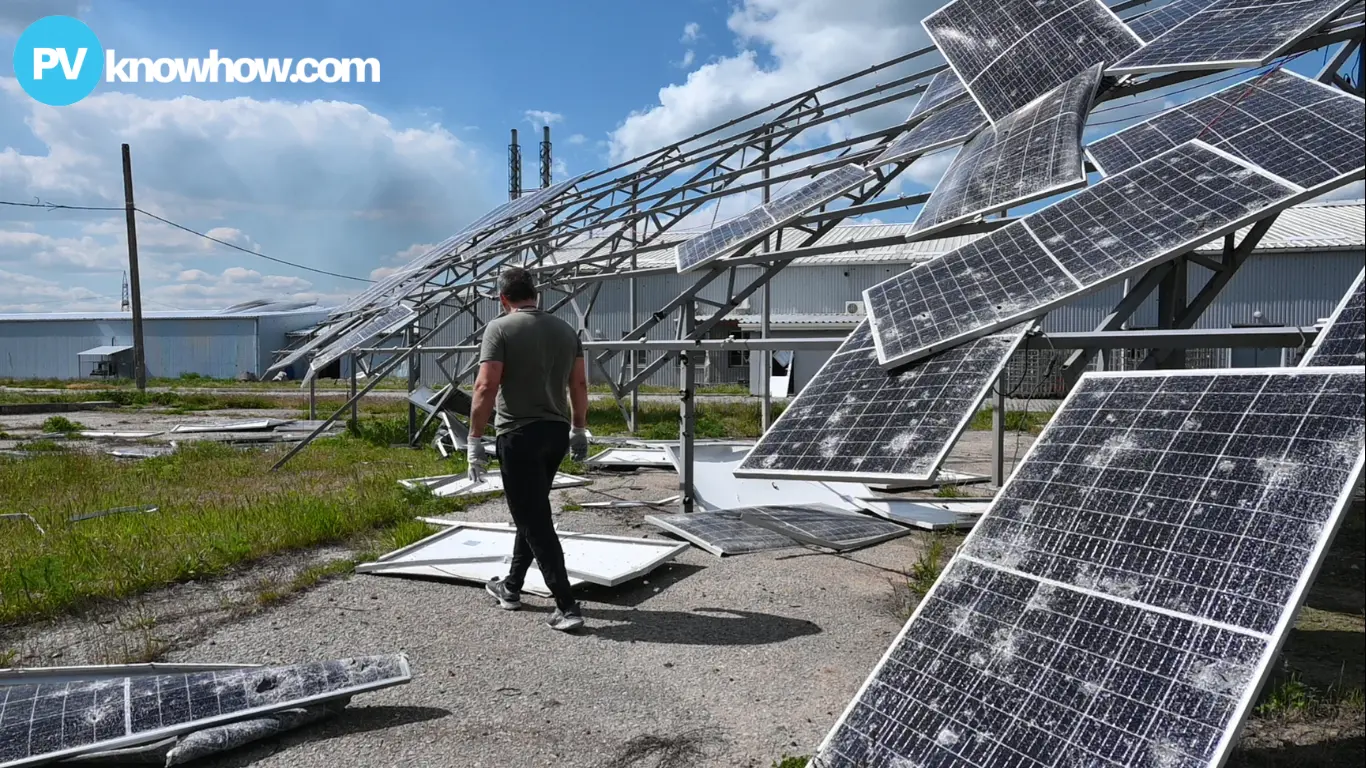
[69,505,160,524]
[397,472,588,498]
[0,512,45,536]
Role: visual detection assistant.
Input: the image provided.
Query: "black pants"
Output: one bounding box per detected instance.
[497,420,577,611]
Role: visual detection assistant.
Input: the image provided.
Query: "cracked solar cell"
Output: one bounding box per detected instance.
[1086,69,1366,192]
[872,98,988,166]
[737,321,1032,484]
[866,141,1305,369]
[923,0,1141,122]
[911,64,1102,237]
[1127,0,1220,42]
[814,367,1365,768]
[1110,0,1355,74]
[1301,268,1365,366]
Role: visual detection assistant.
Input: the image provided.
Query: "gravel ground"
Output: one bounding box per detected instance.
[171,469,931,768]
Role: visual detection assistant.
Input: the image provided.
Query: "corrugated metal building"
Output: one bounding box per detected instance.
[0,307,330,380]
[416,199,1364,394]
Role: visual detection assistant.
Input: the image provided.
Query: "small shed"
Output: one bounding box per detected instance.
[76,345,135,379]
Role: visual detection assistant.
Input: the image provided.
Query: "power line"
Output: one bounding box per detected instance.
[0,196,374,284]
[135,209,374,283]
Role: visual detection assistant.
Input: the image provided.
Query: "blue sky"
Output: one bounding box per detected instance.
[0,0,1360,313]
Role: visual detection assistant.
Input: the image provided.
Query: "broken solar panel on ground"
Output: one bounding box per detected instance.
[735,321,1031,485]
[813,367,1365,768]
[644,509,802,557]
[923,0,1141,123]
[0,656,411,768]
[866,140,1312,369]
[737,504,910,552]
[910,64,1101,237]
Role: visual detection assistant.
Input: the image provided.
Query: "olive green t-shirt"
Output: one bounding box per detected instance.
[479,308,583,435]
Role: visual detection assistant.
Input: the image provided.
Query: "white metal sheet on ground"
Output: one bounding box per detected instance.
[76,431,164,439]
[359,521,686,589]
[855,499,990,531]
[170,420,292,434]
[585,447,675,469]
[664,443,869,512]
[397,472,588,498]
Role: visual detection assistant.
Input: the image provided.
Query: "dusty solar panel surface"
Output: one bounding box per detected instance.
[1110,0,1355,74]
[865,141,1306,368]
[736,321,1031,484]
[1301,268,1366,366]
[737,504,911,551]
[923,0,1141,122]
[309,303,417,373]
[1126,0,1220,41]
[911,64,1101,236]
[675,164,871,272]
[814,367,1366,768]
[872,98,988,165]
[0,656,410,767]
[1086,69,1366,192]
[643,509,799,556]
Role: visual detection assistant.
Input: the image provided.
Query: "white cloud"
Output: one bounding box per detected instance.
[0,268,107,313]
[368,241,435,281]
[0,77,498,311]
[681,22,701,43]
[524,109,564,127]
[610,0,936,162]
[680,49,696,68]
[0,0,88,35]
[147,266,337,311]
[566,133,587,145]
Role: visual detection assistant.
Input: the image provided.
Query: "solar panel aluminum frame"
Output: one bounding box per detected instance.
[907,63,1105,240]
[0,656,412,768]
[1083,68,1366,182]
[865,138,1353,370]
[1107,0,1358,75]
[674,164,874,274]
[733,323,1035,485]
[1300,267,1366,366]
[922,0,1142,125]
[812,365,1366,768]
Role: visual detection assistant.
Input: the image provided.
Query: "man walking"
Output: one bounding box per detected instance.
[466,267,592,632]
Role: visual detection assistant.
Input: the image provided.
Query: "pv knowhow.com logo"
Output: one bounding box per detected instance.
[13,15,380,107]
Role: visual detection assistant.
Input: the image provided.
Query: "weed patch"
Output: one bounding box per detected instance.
[41,416,87,434]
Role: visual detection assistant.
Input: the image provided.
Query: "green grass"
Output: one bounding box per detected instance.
[771,756,810,768]
[0,437,470,626]
[905,535,950,612]
[968,407,1052,433]
[933,484,966,498]
[583,399,785,440]
[1255,674,1366,721]
[17,439,67,453]
[0,376,409,391]
[41,416,87,434]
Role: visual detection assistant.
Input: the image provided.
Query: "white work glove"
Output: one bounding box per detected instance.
[569,427,591,463]
[466,437,489,482]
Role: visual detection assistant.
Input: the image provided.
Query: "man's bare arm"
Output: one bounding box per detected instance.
[469,361,503,437]
[568,357,588,430]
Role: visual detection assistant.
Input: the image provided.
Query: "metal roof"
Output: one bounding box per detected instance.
[0,307,331,323]
[77,345,133,356]
[548,200,1363,270]
[729,312,866,329]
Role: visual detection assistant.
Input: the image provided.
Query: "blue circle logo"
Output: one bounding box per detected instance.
[13,16,105,106]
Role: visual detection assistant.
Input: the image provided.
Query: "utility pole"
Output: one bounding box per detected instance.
[539,125,552,188]
[508,129,522,200]
[121,144,147,391]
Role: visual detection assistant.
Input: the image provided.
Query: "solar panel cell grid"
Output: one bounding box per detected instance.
[737,322,1031,483]
[1301,269,1366,366]
[1126,0,1220,42]
[867,222,1078,367]
[1027,141,1299,286]
[911,64,1100,237]
[924,0,1140,122]
[908,69,970,120]
[866,141,1308,369]
[1109,0,1355,74]
[675,164,872,272]
[738,505,910,550]
[872,98,988,166]
[815,368,1366,768]
[1086,70,1366,192]
[644,509,799,556]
